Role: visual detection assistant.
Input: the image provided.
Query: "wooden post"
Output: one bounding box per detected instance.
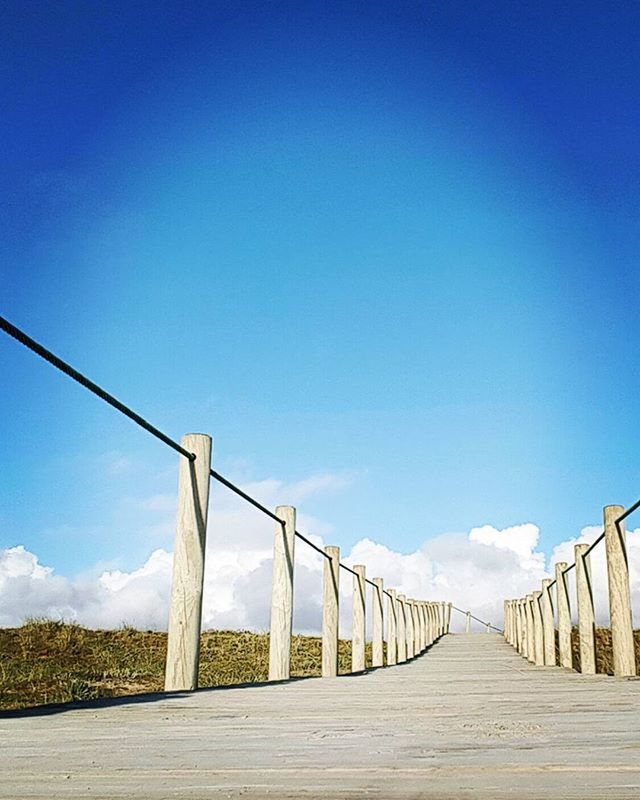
[429,603,436,642]
[410,601,420,656]
[504,601,510,643]
[575,543,596,675]
[372,577,384,668]
[352,565,366,673]
[465,611,471,633]
[415,602,423,654]
[322,546,340,678]
[446,602,452,634]
[269,505,296,681]
[439,602,445,636]
[420,600,429,650]
[555,562,572,669]
[386,588,398,665]
[532,590,545,666]
[486,621,491,633]
[515,599,523,653]
[165,434,212,692]
[405,599,415,658]
[521,598,529,659]
[604,504,636,677]
[525,594,535,663]
[541,579,556,665]
[517,599,525,656]
[397,594,407,662]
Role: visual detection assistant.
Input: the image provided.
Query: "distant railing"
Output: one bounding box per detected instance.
[0,314,453,692]
[503,502,638,677]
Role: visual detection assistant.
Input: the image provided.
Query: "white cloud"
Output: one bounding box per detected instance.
[2,471,640,636]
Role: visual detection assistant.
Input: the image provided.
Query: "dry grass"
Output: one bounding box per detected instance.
[566,627,640,674]
[0,620,374,711]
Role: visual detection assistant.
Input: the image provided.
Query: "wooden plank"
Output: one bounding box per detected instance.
[1,634,639,799]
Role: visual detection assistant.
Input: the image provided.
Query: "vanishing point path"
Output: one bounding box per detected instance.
[2,634,640,799]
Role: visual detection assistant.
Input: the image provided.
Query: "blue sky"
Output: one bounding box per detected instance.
[1,1,639,579]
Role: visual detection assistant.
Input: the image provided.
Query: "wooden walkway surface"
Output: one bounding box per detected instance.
[2,633,639,799]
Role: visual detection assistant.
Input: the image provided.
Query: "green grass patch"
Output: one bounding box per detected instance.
[0,620,373,710]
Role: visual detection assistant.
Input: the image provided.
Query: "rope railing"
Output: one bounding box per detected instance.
[450,605,502,633]
[1,313,453,690]
[503,499,638,678]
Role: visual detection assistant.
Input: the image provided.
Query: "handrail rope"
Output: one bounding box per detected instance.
[0,313,493,610]
[519,499,640,600]
[451,604,502,632]
[0,314,195,461]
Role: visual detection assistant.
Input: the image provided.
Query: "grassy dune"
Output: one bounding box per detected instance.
[2,621,639,711]
[0,620,371,711]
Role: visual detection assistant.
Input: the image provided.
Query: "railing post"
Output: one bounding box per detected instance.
[504,600,510,643]
[575,542,596,675]
[517,598,526,656]
[322,545,340,678]
[397,594,407,662]
[486,621,491,633]
[405,598,415,658]
[515,599,523,652]
[532,590,545,665]
[465,610,471,633]
[522,597,530,659]
[269,505,296,681]
[446,602,452,634]
[429,603,436,642]
[419,602,427,649]
[411,600,420,656]
[604,504,636,677]
[352,565,366,673]
[541,579,556,665]
[555,562,572,669]
[372,577,384,668]
[386,589,398,665]
[439,602,445,637]
[525,594,535,662]
[164,433,212,692]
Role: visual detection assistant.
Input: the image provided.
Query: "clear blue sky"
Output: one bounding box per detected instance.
[1,1,639,576]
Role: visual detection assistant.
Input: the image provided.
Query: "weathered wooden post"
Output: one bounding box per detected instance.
[604,505,636,677]
[322,545,340,678]
[420,602,428,648]
[352,565,366,673]
[532,590,545,665]
[405,599,415,658]
[555,562,572,669]
[541,579,556,665]
[521,598,530,659]
[504,600,510,643]
[515,599,523,653]
[525,594,535,663]
[429,603,436,642]
[386,588,398,665]
[411,600,420,656]
[486,621,491,633]
[165,434,212,692]
[465,610,471,633]
[575,543,596,675]
[446,602,452,633]
[372,577,384,668]
[397,594,407,662]
[269,505,296,681]
[439,602,446,636]
[517,599,526,656]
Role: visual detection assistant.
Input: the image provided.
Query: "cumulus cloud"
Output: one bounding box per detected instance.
[2,470,640,635]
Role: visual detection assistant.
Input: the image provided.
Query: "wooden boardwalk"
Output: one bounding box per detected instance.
[2,633,639,799]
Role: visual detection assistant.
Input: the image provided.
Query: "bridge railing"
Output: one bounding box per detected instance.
[503,501,638,677]
[0,314,453,693]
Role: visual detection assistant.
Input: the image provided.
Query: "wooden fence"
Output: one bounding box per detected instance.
[503,502,637,677]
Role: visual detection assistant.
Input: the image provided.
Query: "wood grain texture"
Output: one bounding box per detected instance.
[4,634,639,799]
